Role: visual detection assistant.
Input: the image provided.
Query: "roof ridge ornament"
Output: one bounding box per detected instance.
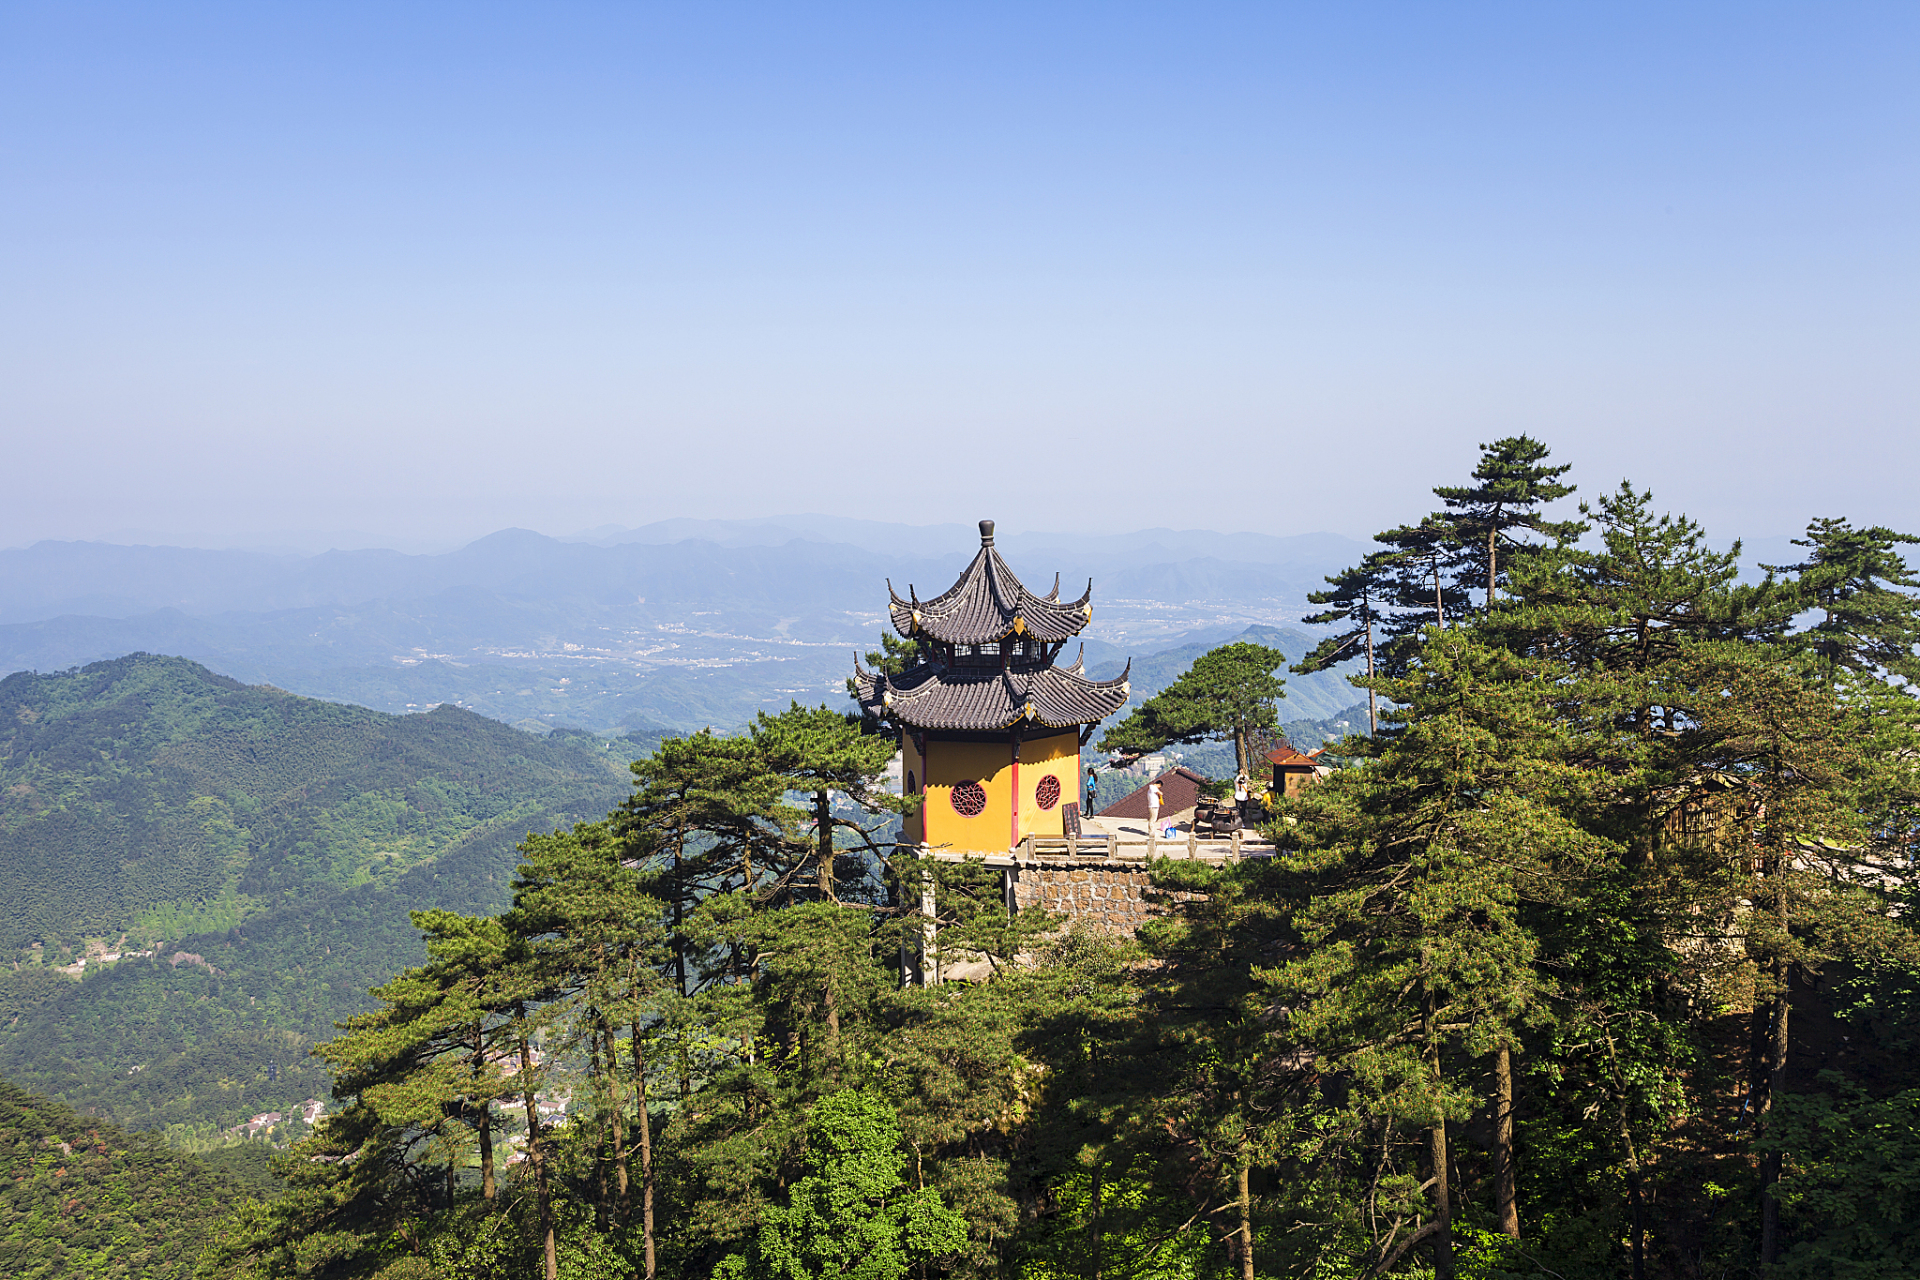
[885,523,1096,645]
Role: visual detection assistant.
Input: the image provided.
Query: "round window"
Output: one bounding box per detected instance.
[951,780,987,817]
[1035,775,1061,810]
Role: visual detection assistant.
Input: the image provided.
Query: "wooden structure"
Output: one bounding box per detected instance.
[1268,744,1326,800]
[854,520,1133,854]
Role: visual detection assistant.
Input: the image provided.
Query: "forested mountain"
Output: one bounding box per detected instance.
[0,1076,241,1279]
[0,655,631,1131]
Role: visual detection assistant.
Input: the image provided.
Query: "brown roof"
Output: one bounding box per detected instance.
[888,520,1094,646]
[1098,766,1209,820]
[854,647,1131,732]
[1267,745,1320,769]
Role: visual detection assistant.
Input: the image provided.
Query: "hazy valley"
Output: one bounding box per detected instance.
[0,517,1374,737]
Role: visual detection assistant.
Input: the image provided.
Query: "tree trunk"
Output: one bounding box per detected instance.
[1486,525,1498,609]
[1433,557,1445,629]
[1494,1042,1519,1238]
[1626,1157,1647,1280]
[1761,960,1791,1269]
[1425,999,1455,1280]
[1236,1154,1255,1280]
[815,788,835,901]
[592,1024,611,1230]
[1365,609,1378,736]
[474,1025,496,1202]
[605,1022,629,1224]
[633,1022,656,1280]
[518,1012,558,1280]
[1759,839,1792,1271]
[478,1101,495,1201]
[1429,1118,1455,1280]
[1089,1162,1103,1280]
[673,829,688,998]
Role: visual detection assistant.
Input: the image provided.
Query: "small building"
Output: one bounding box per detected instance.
[1268,744,1326,800]
[1096,765,1210,821]
[854,520,1133,853]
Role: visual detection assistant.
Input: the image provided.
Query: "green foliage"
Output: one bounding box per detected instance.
[1764,516,1920,687]
[1763,1073,1920,1278]
[0,1075,244,1279]
[716,1090,967,1280]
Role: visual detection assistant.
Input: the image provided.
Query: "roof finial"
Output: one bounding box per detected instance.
[979,519,995,546]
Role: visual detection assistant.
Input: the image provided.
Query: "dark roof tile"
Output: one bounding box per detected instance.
[854,656,1131,732]
[889,519,1093,645]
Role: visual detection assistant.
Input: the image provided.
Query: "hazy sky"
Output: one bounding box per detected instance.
[3,3,1914,551]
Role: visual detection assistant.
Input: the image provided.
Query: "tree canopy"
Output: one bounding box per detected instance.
[1098,641,1287,775]
[162,439,1920,1280]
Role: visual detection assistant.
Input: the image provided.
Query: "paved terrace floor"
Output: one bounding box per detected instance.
[920,807,1277,864]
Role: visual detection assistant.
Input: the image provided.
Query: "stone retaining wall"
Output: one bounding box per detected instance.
[1007,860,1199,936]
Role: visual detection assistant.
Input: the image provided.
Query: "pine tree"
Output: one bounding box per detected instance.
[616,731,792,998]
[508,820,672,1269]
[1098,642,1287,775]
[749,702,901,903]
[1763,516,1920,688]
[1266,630,1608,1276]
[1431,434,1582,609]
[1293,551,1396,734]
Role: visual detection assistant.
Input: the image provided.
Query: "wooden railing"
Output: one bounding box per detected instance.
[1004,828,1272,862]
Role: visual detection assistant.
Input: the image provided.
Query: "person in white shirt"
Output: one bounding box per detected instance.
[1147,779,1164,835]
[1234,772,1250,827]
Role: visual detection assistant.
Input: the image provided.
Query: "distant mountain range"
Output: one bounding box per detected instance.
[0,519,1372,735]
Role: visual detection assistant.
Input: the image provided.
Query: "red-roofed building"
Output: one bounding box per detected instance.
[1268,745,1326,800]
[1096,765,1210,821]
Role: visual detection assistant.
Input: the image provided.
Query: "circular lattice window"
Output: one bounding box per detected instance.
[951,780,987,817]
[1035,775,1061,810]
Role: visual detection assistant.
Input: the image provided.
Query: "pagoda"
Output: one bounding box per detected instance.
[854,519,1132,852]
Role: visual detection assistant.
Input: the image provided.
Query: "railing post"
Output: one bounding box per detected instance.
[1187,821,1197,860]
[1232,826,1242,860]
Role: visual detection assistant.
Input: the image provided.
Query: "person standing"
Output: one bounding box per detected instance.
[1234,772,1251,828]
[1147,777,1164,836]
[1085,765,1099,816]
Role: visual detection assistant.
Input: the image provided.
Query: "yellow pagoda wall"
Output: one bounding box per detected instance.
[914,729,1080,853]
[900,731,925,845]
[1017,731,1080,842]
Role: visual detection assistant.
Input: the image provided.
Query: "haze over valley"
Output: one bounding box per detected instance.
[0,516,1380,737]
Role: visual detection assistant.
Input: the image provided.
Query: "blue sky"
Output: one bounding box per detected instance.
[2,3,1914,550]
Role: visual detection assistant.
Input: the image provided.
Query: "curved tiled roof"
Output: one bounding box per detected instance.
[888,519,1094,645]
[854,656,1132,733]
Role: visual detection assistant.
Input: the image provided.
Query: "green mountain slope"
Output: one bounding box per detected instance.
[0,654,631,1131]
[0,1075,241,1280]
